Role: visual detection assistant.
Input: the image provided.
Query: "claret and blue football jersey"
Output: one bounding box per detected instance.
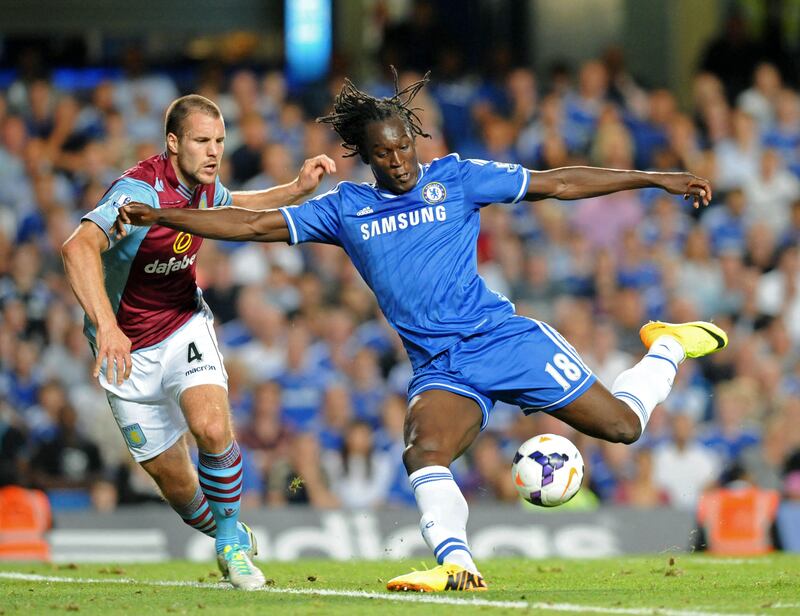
[82,152,232,350]
[280,154,530,369]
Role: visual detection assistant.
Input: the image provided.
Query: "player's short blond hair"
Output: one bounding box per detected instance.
[164,94,222,139]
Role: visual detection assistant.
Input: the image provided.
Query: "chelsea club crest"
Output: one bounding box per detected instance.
[422,182,446,204]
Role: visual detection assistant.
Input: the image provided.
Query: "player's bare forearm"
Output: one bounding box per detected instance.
[116,203,290,243]
[63,221,132,383]
[231,154,337,209]
[526,167,712,207]
[61,222,118,331]
[231,182,306,209]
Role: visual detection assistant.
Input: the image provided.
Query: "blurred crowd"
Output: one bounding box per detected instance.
[2,29,800,516]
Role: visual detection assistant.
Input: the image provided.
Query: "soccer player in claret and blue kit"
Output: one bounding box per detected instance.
[115,73,728,592]
[62,94,335,590]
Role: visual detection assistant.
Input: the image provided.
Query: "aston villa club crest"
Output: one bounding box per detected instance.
[121,423,147,449]
[421,182,446,204]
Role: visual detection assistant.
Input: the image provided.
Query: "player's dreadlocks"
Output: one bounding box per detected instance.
[317,67,431,160]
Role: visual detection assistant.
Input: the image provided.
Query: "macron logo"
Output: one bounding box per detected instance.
[154,177,164,192]
[356,206,374,217]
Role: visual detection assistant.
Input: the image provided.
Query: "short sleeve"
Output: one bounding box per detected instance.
[213,176,233,207]
[82,177,159,247]
[456,156,530,207]
[279,186,343,246]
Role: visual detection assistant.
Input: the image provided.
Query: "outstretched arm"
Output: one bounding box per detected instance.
[114,154,337,242]
[61,221,132,385]
[230,154,336,209]
[114,204,290,242]
[526,167,712,208]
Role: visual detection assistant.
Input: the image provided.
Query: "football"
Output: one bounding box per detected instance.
[511,433,584,507]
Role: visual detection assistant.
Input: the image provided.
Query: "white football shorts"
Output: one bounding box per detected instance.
[97,307,228,462]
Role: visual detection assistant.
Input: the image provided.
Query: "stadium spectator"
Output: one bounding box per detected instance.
[275,321,331,432]
[653,411,720,509]
[28,404,104,499]
[374,394,414,506]
[583,321,635,389]
[763,89,800,176]
[236,380,289,506]
[743,149,800,235]
[702,378,762,463]
[737,62,782,129]
[242,142,295,192]
[614,447,670,507]
[268,431,339,508]
[230,111,269,184]
[317,382,354,452]
[196,245,240,325]
[741,414,791,492]
[348,347,388,428]
[0,402,27,487]
[676,226,723,318]
[461,432,518,503]
[324,419,394,509]
[694,463,780,555]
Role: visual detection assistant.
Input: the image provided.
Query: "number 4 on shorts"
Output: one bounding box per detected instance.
[187,341,203,363]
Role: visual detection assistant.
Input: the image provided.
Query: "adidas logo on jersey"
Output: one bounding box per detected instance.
[356,206,374,216]
[144,254,197,276]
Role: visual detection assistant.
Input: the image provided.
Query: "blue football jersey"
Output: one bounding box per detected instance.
[280,154,530,369]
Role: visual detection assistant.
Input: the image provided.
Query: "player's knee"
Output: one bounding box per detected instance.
[192,419,231,452]
[607,406,642,445]
[402,438,454,473]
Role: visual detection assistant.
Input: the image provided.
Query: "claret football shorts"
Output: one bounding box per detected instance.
[96,307,228,461]
[408,315,596,429]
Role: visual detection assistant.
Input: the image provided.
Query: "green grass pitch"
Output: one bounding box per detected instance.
[1,555,799,615]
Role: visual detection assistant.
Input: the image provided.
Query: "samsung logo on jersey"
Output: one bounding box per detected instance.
[360,205,446,240]
[144,254,197,275]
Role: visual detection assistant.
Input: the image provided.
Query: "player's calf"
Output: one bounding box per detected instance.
[551,383,642,445]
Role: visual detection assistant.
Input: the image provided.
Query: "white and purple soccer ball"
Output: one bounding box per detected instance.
[511,434,584,507]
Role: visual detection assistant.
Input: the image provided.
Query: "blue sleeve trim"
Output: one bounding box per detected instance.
[513,167,530,203]
[113,177,161,207]
[279,206,298,244]
[83,178,159,248]
[214,178,233,207]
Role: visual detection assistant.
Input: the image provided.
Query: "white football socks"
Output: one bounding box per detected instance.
[409,465,479,574]
[612,335,685,432]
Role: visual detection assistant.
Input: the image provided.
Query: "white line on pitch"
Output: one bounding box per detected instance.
[0,572,757,616]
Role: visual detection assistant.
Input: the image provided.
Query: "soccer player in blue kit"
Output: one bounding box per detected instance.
[115,73,727,592]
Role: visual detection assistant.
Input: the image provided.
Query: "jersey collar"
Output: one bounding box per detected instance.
[162,151,195,200]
